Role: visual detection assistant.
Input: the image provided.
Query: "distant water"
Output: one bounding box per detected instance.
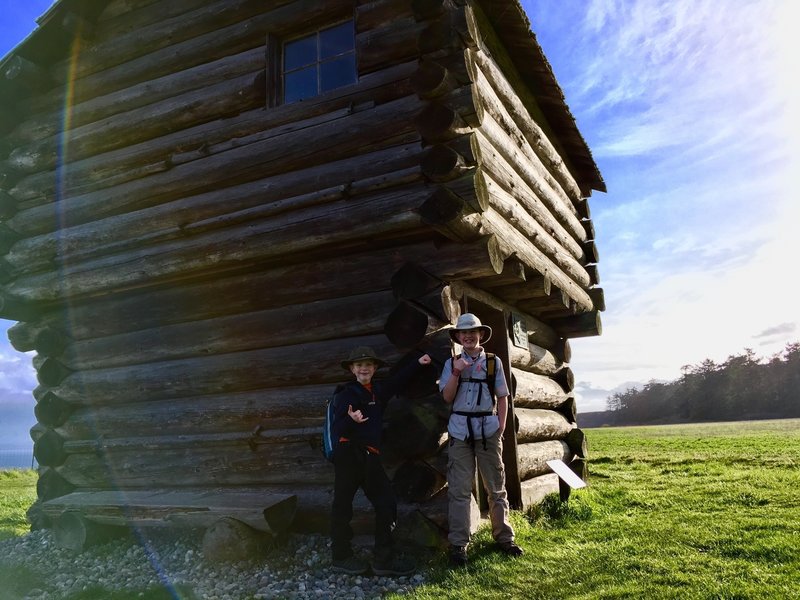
[0,448,36,469]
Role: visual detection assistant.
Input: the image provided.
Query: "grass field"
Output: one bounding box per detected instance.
[406,418,800,599]
[1,420,798,599]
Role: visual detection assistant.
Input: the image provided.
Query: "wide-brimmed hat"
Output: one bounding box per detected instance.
[340,346,388,370]
[448,313,492,343]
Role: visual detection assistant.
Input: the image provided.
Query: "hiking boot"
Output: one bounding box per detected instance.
[371,554,416,577]
[498,541,524,557]
[331,555,369,575]
[449,545,468,567]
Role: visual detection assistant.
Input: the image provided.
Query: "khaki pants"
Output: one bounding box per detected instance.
[446,430,514,547]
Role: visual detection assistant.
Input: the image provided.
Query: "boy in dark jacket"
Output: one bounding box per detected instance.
[330,346,431,576]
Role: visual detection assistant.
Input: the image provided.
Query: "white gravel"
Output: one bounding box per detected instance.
[0,528,428,599]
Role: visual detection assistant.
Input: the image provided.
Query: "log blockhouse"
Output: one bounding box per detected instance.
[0,0,605,552]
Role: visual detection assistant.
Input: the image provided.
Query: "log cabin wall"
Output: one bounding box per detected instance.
[0,0,603,547]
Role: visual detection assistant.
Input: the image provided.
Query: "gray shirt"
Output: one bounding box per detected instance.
[439,349,510,442]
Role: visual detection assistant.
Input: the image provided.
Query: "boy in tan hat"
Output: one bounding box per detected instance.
[330,346,431,576]
[439,313,523,566]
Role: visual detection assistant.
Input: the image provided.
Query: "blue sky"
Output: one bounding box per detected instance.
[0,1,798,447]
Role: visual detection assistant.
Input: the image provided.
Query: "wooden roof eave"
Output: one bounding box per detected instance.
[0,0,110,111]
[475,0,605,196]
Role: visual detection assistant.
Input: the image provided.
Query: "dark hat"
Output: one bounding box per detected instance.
[448,313,492,343]
[340,346,388,370]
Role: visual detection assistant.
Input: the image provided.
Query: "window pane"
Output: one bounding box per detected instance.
[320,21,354,59]
[320,54,356,93]
[284,66,318,103]
[284,35,317,71]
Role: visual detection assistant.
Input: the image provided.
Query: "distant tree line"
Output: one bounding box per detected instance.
[604,342,800,425]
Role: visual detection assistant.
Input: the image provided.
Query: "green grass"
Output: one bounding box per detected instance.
[2,420,799,599]
[401,418,800,599]
[0,469,37,541]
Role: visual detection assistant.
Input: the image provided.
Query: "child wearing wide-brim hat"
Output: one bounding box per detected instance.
[448,313,493,343]
[329,345,431,577]
[439,313,523,566]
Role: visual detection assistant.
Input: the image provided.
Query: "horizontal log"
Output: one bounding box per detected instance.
[417,8,476,55]
[56,290,398,371]
[515,408,574,444]
[468,257,526,289]
[549,311,603,339]
[0,190,16,218]
[414,85,482,143]
[7,46,266,156]
[509,340,571,384]
[3,56,51,93]
[6,183,429,302]
[411,0,448,20]
[467,51,581,211]
[20,238,473,341]
[49,384,331,438]
[472,111,586,249]
[53,439,334,489]
[565,428,588,458]
[35,357,73,387]
[36,468,75,501]
[385,301,437,348]
[589,287,606,312]
[411,60,463,99]
[46,334,402,405]
[586,264,600,286]
[383,395,451,462]
[511,368,570,410]
[392,460,447,503]
[468,38,585,201]
[6,323,67,355]
[41,489,297,535]
[478,208,594,312]
[357,0,415,31]
[52,512,130,551]
[50,0,347,105]
[34,392,74,428]
[7,144,425,274]
[517,440,572,480]
[9,70,264,176]
[7,92,425,238]
[421,143,474,181]
[391,262,443,300]
[559,397,577,424]
[476,168,590,286]
[519,472,560,507]
[33,428,67,467]
[357,15,426,75]
[489,273,550,302]
[11,60,418,204]
[582,219,595,240]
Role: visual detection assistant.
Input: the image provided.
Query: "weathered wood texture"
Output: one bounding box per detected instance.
[517,440,573,481]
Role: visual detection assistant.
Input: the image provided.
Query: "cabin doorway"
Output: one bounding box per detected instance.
[459,298,522,510]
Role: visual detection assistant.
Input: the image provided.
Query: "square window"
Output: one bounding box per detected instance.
[281,19,356,104]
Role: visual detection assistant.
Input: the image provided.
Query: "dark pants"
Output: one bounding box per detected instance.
[331,442,397,561]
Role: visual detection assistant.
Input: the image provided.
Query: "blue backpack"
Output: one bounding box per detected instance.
[322,384,345,462]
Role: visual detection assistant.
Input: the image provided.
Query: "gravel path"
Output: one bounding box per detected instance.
[0,528,429,599]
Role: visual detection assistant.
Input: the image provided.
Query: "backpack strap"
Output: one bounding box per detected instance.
[450,352,498,407]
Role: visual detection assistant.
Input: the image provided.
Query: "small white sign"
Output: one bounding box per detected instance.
[546,459,587,489]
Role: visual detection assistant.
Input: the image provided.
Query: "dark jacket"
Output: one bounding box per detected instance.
[331,358,422,452]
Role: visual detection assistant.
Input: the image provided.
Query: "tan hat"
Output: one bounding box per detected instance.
[340,346,388,370]
[448,313,492,343]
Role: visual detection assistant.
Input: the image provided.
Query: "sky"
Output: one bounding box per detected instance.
[0,1,798,448]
